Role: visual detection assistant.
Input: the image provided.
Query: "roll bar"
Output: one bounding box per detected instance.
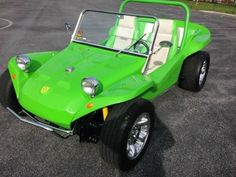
[119,0,190,50]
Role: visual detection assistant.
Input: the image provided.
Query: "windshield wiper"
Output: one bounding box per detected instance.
[116,33,147,56]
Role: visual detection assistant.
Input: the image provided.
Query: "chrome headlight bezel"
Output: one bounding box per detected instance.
[81,77,101,97]
[16,55,31,72]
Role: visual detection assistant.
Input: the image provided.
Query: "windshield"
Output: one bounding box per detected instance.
[72,10,158,56]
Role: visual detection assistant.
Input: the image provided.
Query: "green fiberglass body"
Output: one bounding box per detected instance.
[0,0,211,170]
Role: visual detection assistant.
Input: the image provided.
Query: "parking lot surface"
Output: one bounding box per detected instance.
[0,0,235,177]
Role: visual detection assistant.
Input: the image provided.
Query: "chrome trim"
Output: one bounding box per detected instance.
[71,9,159,58]
[127,112,151,160]
[142,19,159,74]
[199,60,207,85]
[71,9,86,42]
[7,107,74,136]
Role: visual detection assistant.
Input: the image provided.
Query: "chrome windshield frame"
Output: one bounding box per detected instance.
[71,9,159,58]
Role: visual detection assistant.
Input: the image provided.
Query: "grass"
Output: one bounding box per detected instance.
[175,0,236,14]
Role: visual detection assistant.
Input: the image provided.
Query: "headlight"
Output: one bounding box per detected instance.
[81,77,101,97]
[16,55,31,72]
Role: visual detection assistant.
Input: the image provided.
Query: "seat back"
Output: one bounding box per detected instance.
[106,16,136,50]
[134,18,155,53]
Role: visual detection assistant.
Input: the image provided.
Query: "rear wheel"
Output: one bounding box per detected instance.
[0,69,21,111]
[179,51,210,92]
[99,99,154,170]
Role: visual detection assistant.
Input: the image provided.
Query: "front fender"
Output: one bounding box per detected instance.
[72,74,154,122]
[8,51,58,98]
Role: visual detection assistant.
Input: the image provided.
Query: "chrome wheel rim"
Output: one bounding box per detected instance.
[199,60,207,86]
[126,113,150,160]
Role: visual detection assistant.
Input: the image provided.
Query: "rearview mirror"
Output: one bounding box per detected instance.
[65,23,72,35]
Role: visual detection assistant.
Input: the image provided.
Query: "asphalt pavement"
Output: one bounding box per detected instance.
[0,0,235,177]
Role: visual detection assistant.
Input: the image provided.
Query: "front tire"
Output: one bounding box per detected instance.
[0,69,21,111]
[179,51,210,92]
[99,99,154,170]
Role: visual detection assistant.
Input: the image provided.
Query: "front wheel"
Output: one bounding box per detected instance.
[99,99,154,170]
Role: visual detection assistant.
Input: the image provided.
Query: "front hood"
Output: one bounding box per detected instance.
[19,42,146,127]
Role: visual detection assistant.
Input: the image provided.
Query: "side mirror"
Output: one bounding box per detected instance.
[159,41,173,48]
[65,23,72,35]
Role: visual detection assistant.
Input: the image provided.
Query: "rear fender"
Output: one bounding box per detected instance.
[183,24,211,58]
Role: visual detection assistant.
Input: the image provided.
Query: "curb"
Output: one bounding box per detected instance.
[200,10,236,18]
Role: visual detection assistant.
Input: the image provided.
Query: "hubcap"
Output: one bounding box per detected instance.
[126,113,150,160]
[199,60,207,86]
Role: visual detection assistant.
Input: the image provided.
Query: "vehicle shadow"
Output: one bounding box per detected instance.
[119,113,175,177]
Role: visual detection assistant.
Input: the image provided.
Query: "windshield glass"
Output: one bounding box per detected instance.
[72,10,158,56]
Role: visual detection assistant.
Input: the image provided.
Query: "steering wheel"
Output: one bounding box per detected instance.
[133,40,149,55]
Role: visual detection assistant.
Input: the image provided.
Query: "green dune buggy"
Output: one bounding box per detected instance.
[0,0,211,170]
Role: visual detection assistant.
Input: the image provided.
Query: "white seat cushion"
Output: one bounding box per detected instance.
[146,19,174,74]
